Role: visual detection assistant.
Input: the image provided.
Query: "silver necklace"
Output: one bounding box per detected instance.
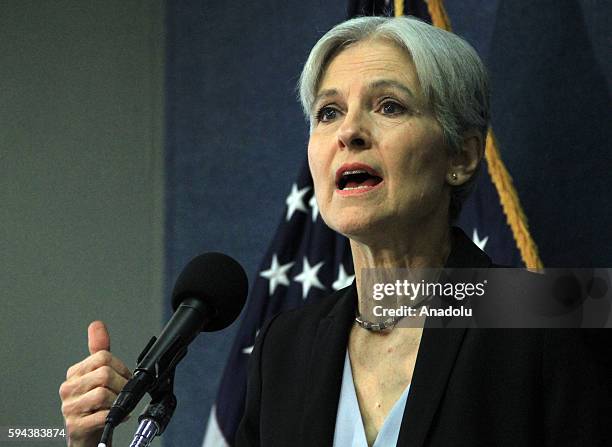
[354,313,405,332]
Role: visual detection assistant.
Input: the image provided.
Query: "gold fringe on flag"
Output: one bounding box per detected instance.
[396,0,542,268]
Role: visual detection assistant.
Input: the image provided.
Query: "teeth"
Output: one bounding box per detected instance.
[343,185,372,190]
[342,170,368,176]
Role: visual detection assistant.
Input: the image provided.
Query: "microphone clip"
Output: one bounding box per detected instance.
[129,368,178,447]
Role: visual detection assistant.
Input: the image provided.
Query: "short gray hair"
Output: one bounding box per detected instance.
[298,16,490,221]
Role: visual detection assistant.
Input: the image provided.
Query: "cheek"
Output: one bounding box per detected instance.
[307,139,330,193]
[306,143,319,184]
[387,133,448,193]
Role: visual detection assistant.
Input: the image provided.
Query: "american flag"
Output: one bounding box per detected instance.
[203,1,528,445]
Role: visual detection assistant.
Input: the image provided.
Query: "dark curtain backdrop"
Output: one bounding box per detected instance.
[163,1,611,446]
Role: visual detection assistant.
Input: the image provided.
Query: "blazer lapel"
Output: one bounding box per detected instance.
[396,328,467,447]
[397,227,492,447]
[299,285,357,446]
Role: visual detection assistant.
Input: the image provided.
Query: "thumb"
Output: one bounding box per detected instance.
[88,320,111,355]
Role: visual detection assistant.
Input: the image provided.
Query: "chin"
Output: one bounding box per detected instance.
[321,209,382,241]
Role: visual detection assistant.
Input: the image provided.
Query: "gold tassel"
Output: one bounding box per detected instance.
[426,0,452,30]
[485,131,543,268]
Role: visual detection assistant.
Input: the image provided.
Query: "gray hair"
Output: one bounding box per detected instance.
[298,16,490,221]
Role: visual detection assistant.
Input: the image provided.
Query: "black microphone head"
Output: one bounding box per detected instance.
[171,252,248,332]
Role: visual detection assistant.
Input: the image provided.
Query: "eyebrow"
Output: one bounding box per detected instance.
[368,79,416,99]
[312,88,339,110]
[312,79,417,111]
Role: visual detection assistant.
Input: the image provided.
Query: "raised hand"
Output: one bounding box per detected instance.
[59,321,131,447]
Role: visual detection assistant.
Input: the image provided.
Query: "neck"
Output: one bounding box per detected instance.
[351,223,452,319]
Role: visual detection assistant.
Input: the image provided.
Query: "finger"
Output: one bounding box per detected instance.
[65,409,109,442]
[67,350,132,381]
[61,366,129,400]
[65,409,131,443]
[88,320,110,355]
[62,386,117,417]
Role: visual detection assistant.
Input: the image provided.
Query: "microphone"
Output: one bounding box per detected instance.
[103,252,248,431]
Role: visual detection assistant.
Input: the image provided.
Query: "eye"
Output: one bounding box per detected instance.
[379,100,406,116]
[315,106,339,123]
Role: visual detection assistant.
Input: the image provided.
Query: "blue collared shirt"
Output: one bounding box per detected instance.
[333,350,410,447]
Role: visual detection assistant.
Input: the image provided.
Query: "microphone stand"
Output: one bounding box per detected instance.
[129,369,177,447]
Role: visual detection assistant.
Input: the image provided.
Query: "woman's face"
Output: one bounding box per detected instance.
[308,39,452,244]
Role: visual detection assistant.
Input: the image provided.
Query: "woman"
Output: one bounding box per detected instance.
[236,16,486,446]
[60,16,609,447]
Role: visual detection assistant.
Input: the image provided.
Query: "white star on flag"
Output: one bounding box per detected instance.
[332,263,354,290]
[472,228,489,251]
[309,194,319,222]
[293,257,326,299]
[242,330,260,355]
[259,254,294,295]
[285,183,310,221]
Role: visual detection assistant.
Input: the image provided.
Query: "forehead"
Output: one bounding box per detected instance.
[318,39,421,95]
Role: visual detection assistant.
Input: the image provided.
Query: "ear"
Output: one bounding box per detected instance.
[446,129,484,186]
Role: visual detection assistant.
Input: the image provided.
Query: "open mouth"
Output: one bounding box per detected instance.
[335,165,383,191]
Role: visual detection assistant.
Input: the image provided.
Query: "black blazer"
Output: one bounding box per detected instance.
[236,228,612,446]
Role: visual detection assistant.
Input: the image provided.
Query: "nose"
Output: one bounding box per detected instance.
[336,110,372,151]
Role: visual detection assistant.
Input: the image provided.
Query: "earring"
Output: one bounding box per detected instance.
[450,172,458,182]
